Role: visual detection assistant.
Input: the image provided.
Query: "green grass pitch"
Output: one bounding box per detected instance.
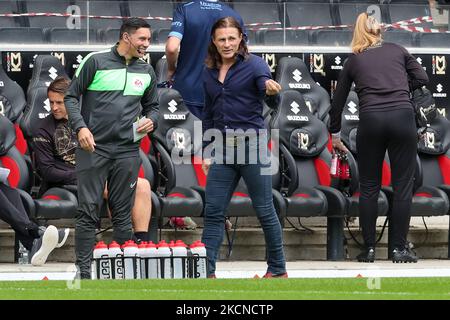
[0,277,449,299]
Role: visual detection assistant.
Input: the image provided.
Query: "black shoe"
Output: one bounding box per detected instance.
[356,247,375,262]
[39,226,69,248]
[392,247,418,263]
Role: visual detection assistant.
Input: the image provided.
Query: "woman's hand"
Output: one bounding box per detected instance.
[202,158,211,176]
[332,135,349,153]
[265,79,282,96]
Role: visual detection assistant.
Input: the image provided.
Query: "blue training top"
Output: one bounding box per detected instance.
[169,0,244,108]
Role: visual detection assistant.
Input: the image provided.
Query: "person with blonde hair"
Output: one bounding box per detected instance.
[329,13,429,263]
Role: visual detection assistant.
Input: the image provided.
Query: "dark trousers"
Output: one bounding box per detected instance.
[75,149,141,274]
[356,108,417,249]
[0,183,38,250]
[201,142,286,276]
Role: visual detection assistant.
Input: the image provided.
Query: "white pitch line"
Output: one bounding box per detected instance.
[2,267,450,281]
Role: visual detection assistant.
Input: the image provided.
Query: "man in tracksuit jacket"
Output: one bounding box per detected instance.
[65,18,159,279]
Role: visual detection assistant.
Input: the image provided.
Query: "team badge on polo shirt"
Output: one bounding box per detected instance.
[134,78,144,90]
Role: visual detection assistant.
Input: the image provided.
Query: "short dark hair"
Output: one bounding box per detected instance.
[205,16,248,69]
[119,17,151,40]
[48,76,70,95]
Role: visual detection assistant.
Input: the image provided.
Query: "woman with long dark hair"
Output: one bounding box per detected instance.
[201,17,287,278]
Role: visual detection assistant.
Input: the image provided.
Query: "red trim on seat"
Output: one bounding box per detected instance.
[314,158,331,186]
[14,124,27,155]
[326,134,333,152]
[0,156,20,188]
[140,135,151,154]
[168,193,187,198]
[415,192,432,198]
[353,192,360,197]
[42,195,62,200]
[192,155,207,187]
[381,161,391,186]
[438,155,450,185]
[233,192,248,197]
[294,193,311,198]
[138,166,145,178]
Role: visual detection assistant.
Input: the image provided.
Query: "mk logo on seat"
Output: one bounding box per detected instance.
[297,132,309,150]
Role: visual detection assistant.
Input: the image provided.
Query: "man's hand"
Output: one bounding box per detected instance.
[202,158,211,176]
[137,118,154,134]
[265,79,282,96]
[77,127,96,153]
[332,135,349,153]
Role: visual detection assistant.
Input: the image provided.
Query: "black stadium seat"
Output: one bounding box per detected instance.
[152,88,204,222]
[0,27,46,43]
[417,33,450,47]
[127,1,173,31]
[258,29,310,45]
[0,1,21,28]
[314,29,353,46]
[269,90,346,260]
[27,55,68,92]
[275,56,331,123]
[48,28,98,44]
[0,60,27,123]
[25,0,73,28]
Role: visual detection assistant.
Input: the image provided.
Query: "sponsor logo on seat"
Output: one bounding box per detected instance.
[433,84,447,98]
[164,99,186,120]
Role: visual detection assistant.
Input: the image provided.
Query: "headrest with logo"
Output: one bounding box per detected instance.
[0,115,16,156]
[28,55,68,91]
[340,90,359,154]
[20,86,50,138]
[417,115,450,155]
[270,90,328,157]
[275,56,331,121]
[153,88,201,155]
[0,64,27,122]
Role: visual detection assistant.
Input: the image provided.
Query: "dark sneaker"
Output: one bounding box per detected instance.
[56,228,70,248]
[392,247,418,263]
[356,247,376,262]
[39,226,69,248]
[207,274,217,279]
[30,225,58,266]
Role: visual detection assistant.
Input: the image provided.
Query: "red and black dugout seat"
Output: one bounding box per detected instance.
[151,88,204,219]
[270,89,348,260]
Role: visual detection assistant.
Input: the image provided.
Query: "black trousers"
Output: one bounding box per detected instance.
[74,149,141,274]
[356,108,417,250]
[0,183,39,250]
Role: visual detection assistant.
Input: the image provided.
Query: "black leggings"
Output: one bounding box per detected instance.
[356,108,417,250]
